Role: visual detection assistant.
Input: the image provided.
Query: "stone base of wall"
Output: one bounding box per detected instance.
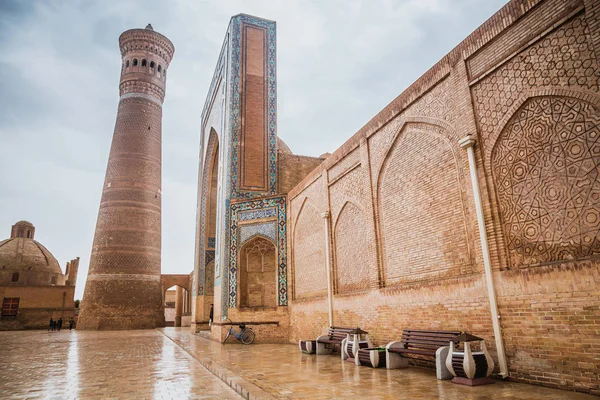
[0,308,76,330]
[76,314,165,330]
[209,306,290,343]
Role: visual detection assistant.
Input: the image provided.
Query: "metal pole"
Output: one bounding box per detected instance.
[459,136,509,378]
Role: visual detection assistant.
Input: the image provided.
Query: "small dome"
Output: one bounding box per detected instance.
[0,238,62,275]
[277,137,292,154]
[145,23,154,31]
[319,152,331,159]
[14,220,33,226]
[0,221,63,285]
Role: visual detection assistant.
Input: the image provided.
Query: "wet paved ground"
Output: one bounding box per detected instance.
[0,329,240,399]
[0,328,596,399]
[162,328,598,400]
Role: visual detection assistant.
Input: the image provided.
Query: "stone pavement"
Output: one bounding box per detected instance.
[161,328,598,400]
[0,329,240,399]
[0,328,597,400]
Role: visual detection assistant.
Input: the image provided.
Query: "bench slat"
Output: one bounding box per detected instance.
[390,348,437,356]
[400,337,456,346]
[402,332,459,339]
[403,329,461,334]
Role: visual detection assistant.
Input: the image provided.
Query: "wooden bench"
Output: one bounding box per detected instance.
[386,329,461,379]
[315,326,358,355]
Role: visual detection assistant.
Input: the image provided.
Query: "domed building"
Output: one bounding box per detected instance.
[0,221,78,330]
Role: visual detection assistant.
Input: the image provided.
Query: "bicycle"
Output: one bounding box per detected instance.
[222,320,255,345]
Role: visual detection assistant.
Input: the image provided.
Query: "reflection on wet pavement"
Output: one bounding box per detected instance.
[0,329,240,399]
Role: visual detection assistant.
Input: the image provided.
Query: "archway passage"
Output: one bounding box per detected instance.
[239,237,277,308]
[163,285,191,327]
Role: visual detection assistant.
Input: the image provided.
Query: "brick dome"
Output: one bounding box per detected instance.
[0,221,63,285]
[277,137,292,154]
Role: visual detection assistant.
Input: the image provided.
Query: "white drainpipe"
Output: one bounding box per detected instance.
[459,136,509,378]
[321,211,334,327]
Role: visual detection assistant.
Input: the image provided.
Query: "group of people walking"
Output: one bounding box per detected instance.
[48,317,74,331]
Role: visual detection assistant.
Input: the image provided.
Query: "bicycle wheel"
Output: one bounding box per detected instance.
[240,328,255,345]
[223,330,231,345]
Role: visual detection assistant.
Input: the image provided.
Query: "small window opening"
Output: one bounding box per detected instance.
[133,58,138,66]
[150,61,155,69]
[141,59,147,67]
[158,65,162,73]
[11,273,19,283]
[51,276,57,285]
[126,60,130,68]
[26,230,30,238]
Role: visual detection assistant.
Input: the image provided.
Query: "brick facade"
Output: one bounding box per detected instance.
[193,1,600,393]
[286,0,599,394]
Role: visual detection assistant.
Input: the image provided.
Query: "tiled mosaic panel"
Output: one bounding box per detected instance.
[239,208,277,221]
[240,222,277,245]
[492,96,600,268]
[229,196,287,307]
[229,15,277,198]
[207,237,216,249]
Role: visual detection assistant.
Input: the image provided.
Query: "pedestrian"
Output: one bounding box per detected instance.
[69,317,74,330]
[48,318,54,331]
[51,318,56,331]
[209,304,214,327]
[57,317,63,331]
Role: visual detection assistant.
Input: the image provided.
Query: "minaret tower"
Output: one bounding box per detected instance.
[78,24,174,330]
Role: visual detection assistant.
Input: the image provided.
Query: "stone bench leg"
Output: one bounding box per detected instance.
[436,346,452,380]
[385,341,409,369]
[341,338,349,360]
[316,342,333,355]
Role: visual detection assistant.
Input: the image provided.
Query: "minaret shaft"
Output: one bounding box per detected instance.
[78,26,174,330]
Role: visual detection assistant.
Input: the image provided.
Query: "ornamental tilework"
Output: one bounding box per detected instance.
[229,196,287,307]
[239,208,277,221]
[240,222,277,245]
[205,250,215,266]
[228,15,277,198]
[207,237,216,249]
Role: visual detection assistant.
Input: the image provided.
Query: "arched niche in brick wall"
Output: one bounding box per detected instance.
[238,236,277,308]
[292,197,327,300]
[489,93,600,268]
[332,200,377,293]
[376,121,471,286]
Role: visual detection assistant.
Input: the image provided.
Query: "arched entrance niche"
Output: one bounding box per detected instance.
[200,129,219,321]
[238,236,277,308]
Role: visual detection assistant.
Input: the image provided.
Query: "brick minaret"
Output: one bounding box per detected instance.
[78,24,174,330]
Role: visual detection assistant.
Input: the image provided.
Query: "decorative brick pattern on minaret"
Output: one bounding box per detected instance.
[78,25,174,330]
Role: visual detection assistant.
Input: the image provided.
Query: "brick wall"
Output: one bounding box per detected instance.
[0,285,76,329]
[277,152,323,194]
[287,0,600,394]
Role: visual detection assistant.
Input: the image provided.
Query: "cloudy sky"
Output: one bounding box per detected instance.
[0,0,507,299]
